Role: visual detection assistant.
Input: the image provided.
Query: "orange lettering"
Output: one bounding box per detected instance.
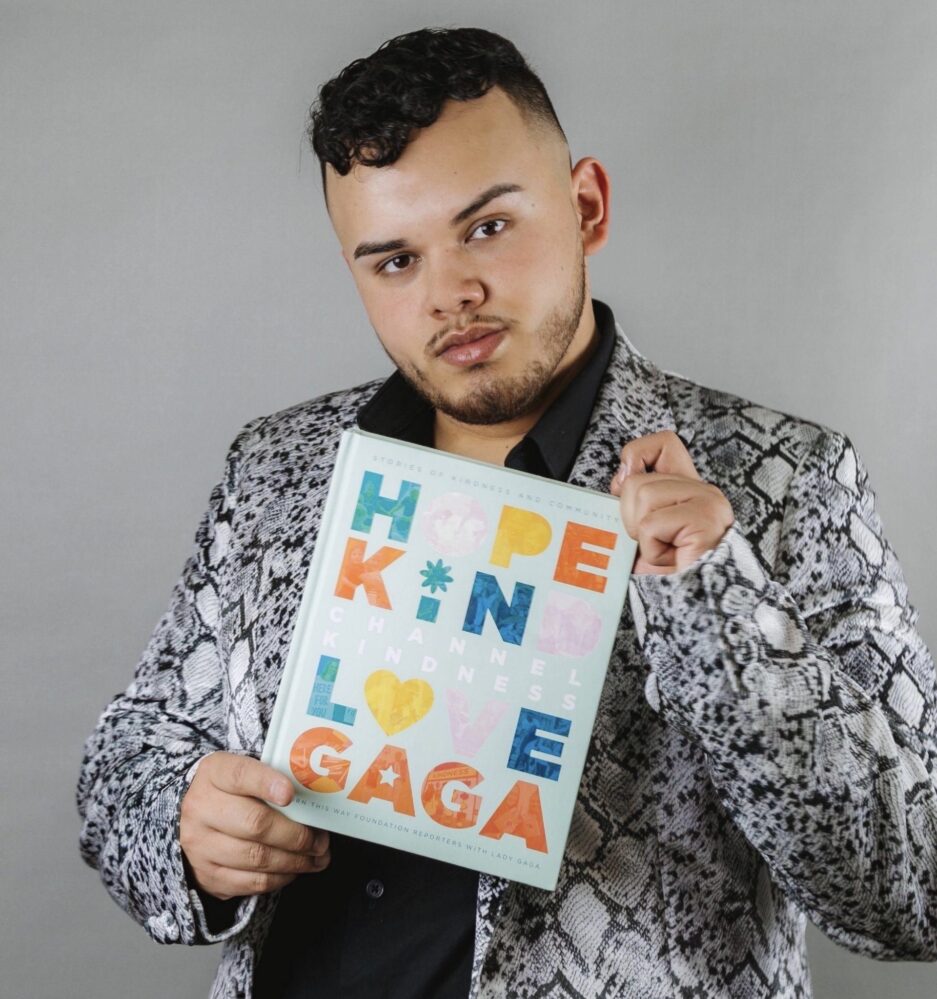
[347,744,416,816]
[479,779,548,852]
[421,762,483,829]
[334,537,405,608]
[553,521,617,592]
[289,726,352,793]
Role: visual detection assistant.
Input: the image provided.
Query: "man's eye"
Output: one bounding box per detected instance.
[470,218,508,240]
[376,222,506,275]
[379,254,414,275]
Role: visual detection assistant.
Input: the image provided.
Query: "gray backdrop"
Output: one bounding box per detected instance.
[3,1,935,997]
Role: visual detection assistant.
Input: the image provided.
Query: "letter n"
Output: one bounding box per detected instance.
[462,571,534,646]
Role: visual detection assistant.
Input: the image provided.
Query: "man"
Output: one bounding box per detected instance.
[77,26,936,999]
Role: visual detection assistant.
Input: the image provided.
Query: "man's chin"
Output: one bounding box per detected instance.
[429,380,551,426]
[395,353,554,426]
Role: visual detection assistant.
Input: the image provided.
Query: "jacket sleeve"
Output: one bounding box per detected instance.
[75,419,265,946]
[628,428,937,960]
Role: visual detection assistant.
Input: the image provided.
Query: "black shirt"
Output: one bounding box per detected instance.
[250,299,617,998]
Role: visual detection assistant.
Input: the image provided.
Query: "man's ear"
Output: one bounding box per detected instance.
[570,157,611,257]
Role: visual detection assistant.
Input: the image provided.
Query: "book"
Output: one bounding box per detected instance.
[260,427,636,890]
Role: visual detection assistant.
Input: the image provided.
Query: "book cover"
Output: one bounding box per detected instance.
[260,427,636,890]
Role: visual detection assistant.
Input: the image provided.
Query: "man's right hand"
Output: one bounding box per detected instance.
[180,751,331,901]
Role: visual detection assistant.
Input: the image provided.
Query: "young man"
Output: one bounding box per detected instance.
[77,26,936,999]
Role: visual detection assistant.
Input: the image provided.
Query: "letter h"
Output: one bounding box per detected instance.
[351,470,420,543]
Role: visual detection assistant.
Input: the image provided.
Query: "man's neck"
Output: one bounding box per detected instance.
[433,306,599,465]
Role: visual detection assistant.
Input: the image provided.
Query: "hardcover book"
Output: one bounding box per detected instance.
[260,427,636,890]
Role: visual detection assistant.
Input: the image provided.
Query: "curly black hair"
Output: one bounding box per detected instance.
[308,27,567,197]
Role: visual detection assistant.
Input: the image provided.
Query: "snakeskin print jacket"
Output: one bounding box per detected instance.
[77,317,937,998]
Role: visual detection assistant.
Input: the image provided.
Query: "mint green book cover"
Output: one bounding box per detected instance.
[260,427,636,890]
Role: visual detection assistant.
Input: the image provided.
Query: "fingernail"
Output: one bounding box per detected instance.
[615,461,629,485]
[270,780,291,805]
[313,831,328,853]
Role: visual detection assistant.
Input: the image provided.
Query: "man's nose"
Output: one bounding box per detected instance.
[424,250,486,318]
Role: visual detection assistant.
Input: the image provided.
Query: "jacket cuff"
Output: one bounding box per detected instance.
[139,757,257,945]
[188,886,258,944]
[133,766,203,945]
[180,755,259,943]
[628,522,777,729]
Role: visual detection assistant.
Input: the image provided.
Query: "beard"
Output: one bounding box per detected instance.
[386,246,588,426]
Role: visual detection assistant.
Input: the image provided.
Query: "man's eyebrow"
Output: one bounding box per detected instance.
[352,183,524,261]
[449,182,524,226]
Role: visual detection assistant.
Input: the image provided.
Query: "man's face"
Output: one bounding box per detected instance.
[326,86,601,426]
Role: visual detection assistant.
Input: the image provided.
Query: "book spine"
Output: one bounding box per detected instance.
[259,428,360,766]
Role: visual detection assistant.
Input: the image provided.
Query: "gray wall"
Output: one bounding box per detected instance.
[2,2,935,996]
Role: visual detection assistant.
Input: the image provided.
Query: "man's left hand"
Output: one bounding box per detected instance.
[609,430,735,575]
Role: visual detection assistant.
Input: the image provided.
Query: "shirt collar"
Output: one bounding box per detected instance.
[356,298,618,480]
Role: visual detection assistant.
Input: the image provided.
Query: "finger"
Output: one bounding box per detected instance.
[617,474,706,537]
[198,863,304,901]
[632,554,677,576]
[612,430,699,489]
[206,793,327,856]
[200,828,330,876]
[208,752,294,807]
[635,497,728,561]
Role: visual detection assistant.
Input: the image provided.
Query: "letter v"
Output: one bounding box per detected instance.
[446,689,509,757]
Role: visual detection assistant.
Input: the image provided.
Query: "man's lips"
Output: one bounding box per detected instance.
[435,325,506,356]
[436,328,507,367]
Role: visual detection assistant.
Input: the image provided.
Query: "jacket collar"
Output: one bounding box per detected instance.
[565,309,684,493]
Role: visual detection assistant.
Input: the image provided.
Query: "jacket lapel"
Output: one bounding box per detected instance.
[569,317,686,489]
[472,319,685,978]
